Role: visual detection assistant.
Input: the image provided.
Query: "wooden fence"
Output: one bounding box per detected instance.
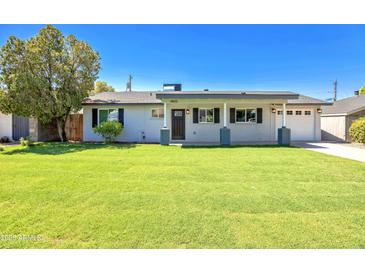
[65,114,83,141]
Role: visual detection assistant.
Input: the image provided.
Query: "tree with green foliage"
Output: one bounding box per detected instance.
[359,86,365,95]
[90,81,115,95]
[0,25,100,142]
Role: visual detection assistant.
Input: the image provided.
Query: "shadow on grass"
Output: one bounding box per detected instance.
[181,144,295,149]
[3,142,137,155]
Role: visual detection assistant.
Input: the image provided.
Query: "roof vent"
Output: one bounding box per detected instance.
[354,90,359,96]
[163,84,182,91]
[203,89,209,91]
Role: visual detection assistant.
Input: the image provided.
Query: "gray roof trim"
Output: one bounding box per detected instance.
[287,102,333,106]
[83,102,162,106]
[82,91,332,107]
[82,92,161,105]
[156,91,299,100]
[82,101,163,106]
[320,113,347,117]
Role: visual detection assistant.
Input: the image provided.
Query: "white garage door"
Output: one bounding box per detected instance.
[276,109,315,141]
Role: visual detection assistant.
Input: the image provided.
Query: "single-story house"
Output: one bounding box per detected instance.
[321,94,365,142]
[82,90,330,145]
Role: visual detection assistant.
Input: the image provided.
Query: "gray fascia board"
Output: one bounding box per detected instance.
[287,102,333,106]
[82,102,163,106]
[320,113,347,117]
[155,93,299,100]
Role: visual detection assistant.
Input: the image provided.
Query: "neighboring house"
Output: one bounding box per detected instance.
[82,90,330,145]
[0,112,29,141]
[0,112,60,142]
[321,94,365,142]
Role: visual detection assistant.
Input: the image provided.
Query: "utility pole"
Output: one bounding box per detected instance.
[333,79,337,101]
[126,74,133,92]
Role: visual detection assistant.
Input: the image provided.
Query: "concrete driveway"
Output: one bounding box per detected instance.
[294,142,365,163]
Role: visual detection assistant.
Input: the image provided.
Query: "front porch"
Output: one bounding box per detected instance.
[156,92,293,146]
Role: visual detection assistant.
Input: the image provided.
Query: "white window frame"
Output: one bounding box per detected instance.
[151,108,164,119]
[98,108,118,125]
[235,108,257,123]
[277,110,283,115]
[295,110,302,115]
[286,110,293,115]
[198,108,214,123]
[304,110,311,116]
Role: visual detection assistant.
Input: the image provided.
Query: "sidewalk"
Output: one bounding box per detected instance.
[294,142,365,163]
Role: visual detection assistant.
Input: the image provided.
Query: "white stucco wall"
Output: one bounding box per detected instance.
[321,115,346,142]
[83,105,163,142]
[83,103,275,143]
[168,103,275,143]
[165,103,274,143]
[167,103,320,142]
[229,104,274,142]
[83,103,321,143]
[0,112,12,140]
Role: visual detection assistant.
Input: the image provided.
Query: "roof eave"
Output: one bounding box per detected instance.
[82,102,162,105]
[320,113,348,117]
[346,106,365,116]
[155,93,299,100]
[287,102,333,106]
[321,105,365,116]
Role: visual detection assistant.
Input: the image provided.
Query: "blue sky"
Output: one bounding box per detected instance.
[0,24,364,99]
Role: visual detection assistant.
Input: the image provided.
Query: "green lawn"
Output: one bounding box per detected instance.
[1,143,365,248]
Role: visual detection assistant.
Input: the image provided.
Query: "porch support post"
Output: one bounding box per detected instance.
[278,102,291,145]
[163,102,167,128]
[160,102,170,145]
[220,102,231,146]
[223,102,227,127]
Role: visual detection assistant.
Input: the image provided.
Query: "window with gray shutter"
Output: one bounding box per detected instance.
[257,108,263,123]
[230,108,235,123]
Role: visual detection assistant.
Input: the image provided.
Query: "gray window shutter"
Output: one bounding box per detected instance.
[92,108,98,127]
[193,108,199,123]
[230,108,235,123]
[257,108,263,123]
[118,108,124,125]
[214,108,220,123]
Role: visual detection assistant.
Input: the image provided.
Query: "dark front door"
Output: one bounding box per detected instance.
[12,115,29,141]
[171,109,185,140]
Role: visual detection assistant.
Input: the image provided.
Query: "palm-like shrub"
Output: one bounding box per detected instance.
[93,120,123,143]
[349,117,365,143]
